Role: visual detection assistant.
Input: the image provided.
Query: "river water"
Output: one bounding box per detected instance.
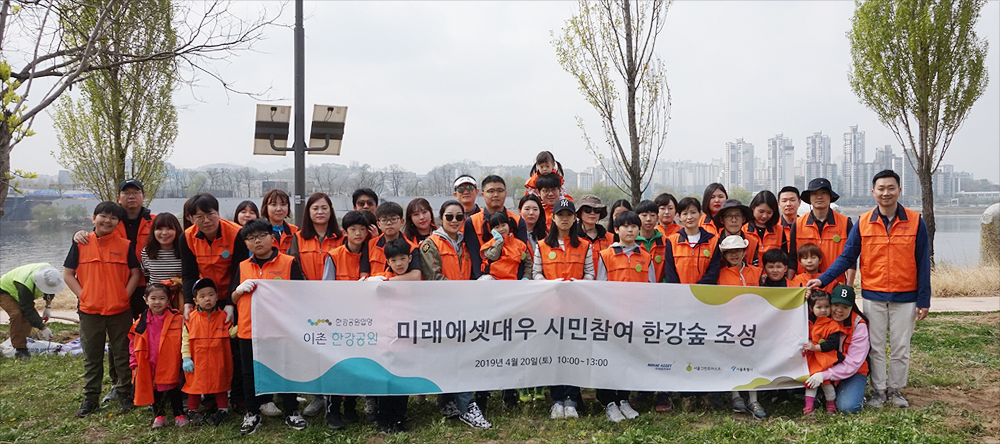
[0,197,987,274]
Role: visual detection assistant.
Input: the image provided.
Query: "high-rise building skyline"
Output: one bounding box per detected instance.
[843,125,866,197]
[724,138,755,192]
[766,133,794,193]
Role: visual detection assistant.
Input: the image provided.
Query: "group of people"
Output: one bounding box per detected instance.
[0,150,931,435]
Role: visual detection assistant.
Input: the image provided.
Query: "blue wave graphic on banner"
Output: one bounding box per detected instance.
[254,358,442,395]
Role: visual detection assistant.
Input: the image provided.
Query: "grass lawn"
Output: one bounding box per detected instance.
[1,311,997,444]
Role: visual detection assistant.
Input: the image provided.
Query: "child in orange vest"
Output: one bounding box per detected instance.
[129,283,184,429]
[760,249,790,287]
[800,289,841,415]
[231,218,307,435]
[594,210,649,422]
[64,201,143,417]
[479,211,532,280]
[367,202,422,280]
[524,151,570,200]
[789,243,836,293]
[181,278,234,426]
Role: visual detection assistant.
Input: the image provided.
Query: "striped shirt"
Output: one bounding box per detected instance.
[141,247,183,285]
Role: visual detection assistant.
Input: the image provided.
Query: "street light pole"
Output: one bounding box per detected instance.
[292,0,307,220]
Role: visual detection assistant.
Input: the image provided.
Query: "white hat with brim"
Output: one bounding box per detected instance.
[33,265,65,294]
[718,236,749,251]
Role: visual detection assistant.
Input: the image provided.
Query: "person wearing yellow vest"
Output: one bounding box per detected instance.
[230,218,307,435]
[802,285,872,414]
[808,170,930,411]
[64,202,143,417]
[418,200,491,430]
[0,263,63,359]
[128,283,184,429]
[789,178,855,287]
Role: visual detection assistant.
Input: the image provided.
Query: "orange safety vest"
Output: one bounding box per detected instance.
[294,232,344,281]
[656,223,682,238]
[717,263,762,286]
[856,207,921,293]
[718,230,760,267]
[789,272,837,293]
[743,222,784,267]
[182,308,233,394]
[429,233,472,281]
[185,219,242,300]
[273,222,299,255]
[841,312,869,376]
[480,235,530,280]
[468,208,523,241]
[113,210,155,266]
[76,232,133,316]
[583,228,614,262]
[599,246,652,282]
[130,308,183,406]
[537,237,592,280]
[236,253,294,339]
[367,234,419,276]
[666,230,719,284]
[700,214,719,235]
[794,211,850,285]
[807,316,847,376]
[639,234,669,283]
[326,244,365,281]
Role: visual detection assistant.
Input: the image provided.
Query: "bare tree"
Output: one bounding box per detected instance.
[233,166,256,198]
[386,164,408,197]
[204,167,223,192]
[0,0,282,217]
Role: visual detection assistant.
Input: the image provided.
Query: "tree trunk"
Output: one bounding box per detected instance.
[917,168,936,268]
[622,0,642,205]
[0,124,10,220]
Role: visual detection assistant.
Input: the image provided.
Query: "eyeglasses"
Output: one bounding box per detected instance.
[443,213,465,222]
[579,206,596,214]
[539,188,558,195]
[246,233,273,243]
[356,199,376,208]
[723,213,744,221]
[191,211,219,224]
[378,216,401,225]
[455,185,477,194]
[120,190,142,197]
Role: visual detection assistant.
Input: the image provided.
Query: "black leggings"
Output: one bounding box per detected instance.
[153,387,183,417]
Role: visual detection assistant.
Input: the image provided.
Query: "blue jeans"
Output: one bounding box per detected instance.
[835,373,868,414]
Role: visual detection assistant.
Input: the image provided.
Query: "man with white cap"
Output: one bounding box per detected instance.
[453,175,481,217]
[0,263,64,360]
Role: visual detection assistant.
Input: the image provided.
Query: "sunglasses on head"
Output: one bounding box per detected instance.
[455,185,477,194]
[443,213,465,222]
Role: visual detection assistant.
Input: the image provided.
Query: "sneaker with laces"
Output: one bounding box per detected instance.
[260,401,282,417]
[440,400,461,418]
[206,409,228,426]
[240,413,262,435]
[303,396,326,417]
[655,392,673,412]
[285,410,307,430]
[732,396,747,413]
[75,398,99,418]
[550,402,564,419]
[865,390,886,409]
[802,404,815,416]
[825,400,837,414]
[748,401,767,419]
[118,398,135,414]
[151,416,166,429]
[887,388,909,408]
[186,409,204,425]
[564,404,579,419]
[174,415,190,427]
[326,410,345,430]
[459,402,491,429]
[619,400,640,419]
[101,387,118,404]
[605,402,625,423]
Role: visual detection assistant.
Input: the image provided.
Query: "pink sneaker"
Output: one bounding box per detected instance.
[175,415,190,427]
[152,416,167,429]
[826,400,837,414]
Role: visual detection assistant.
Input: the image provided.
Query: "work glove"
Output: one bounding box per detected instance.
[477,275,495,281]
[364,275,387,281]
[805,373,824,389]
[182,358,194,373]
[491,229,503,243]
[223,306,235,324]
[39,327,53,341]
[42,308,51,323]
[236,280,256,295]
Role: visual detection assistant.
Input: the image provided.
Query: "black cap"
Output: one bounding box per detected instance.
[830,284,855,306]
[193,278,216,293]
[553,198,575,214]
[801,178,839,204]
[118,179,144,192]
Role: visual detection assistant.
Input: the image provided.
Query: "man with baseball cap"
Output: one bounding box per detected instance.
[788,178,855,288]
[453,175,481,216]
[0,263,64,359]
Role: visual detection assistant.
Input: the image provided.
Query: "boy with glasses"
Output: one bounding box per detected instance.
[366,202,422,280]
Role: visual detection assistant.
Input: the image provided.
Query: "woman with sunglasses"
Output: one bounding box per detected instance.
[417,200,491,429]
[575,195,613,259]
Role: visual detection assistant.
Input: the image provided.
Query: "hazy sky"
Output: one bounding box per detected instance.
[12,1,1000,182]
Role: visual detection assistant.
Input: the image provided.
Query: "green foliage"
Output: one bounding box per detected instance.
[52,0,178,203]
[569,183,629,208]
[30,203,62,229]
[729,187,752,205]
[63,204,89,223]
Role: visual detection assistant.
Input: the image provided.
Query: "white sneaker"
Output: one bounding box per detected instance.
[459,402,491,429]
[605,402,625,423]
[564,404,579,419]
[550,402,564,419]
[303,396,326,417]
[619,400,640,419]
[260,401,282,417]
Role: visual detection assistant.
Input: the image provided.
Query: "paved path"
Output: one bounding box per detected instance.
[3,297,998,326]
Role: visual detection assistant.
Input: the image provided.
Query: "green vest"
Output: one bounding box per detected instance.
[0,263,48,302]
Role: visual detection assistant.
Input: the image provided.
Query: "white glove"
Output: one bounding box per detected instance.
[223,306,235,323]
[477,275,496,281]
[365,275,387,281]
[805,373,825,389]
[236,280,256,295]
[42,308,51,322]
[39,327,53,341]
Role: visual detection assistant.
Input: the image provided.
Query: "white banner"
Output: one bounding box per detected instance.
[251,280,810,396]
